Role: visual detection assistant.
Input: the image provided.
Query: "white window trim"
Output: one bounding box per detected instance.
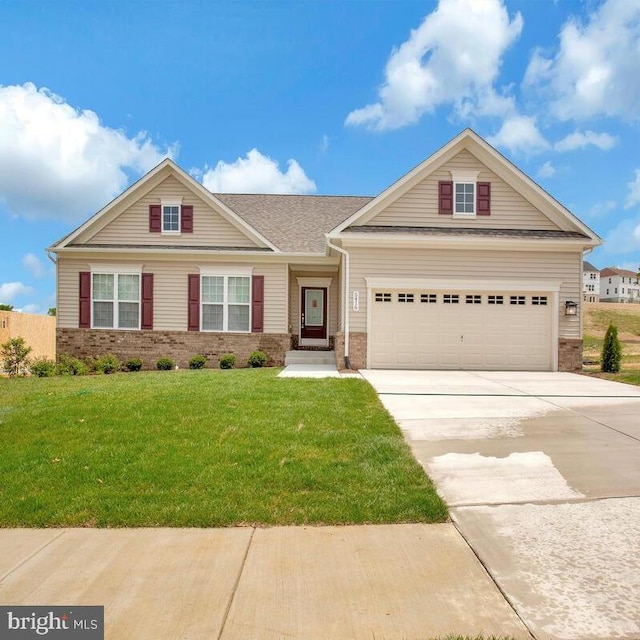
[200,273,252,333]
[450,170,479,218]
[90,271,141,331]
[161,197,183,235]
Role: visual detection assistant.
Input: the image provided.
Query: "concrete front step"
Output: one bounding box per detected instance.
[285,350,336,366]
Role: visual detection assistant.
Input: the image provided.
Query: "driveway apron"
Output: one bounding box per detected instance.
[362,370,640,640]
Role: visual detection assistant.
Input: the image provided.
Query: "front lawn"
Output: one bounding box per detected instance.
[0,369,447,527]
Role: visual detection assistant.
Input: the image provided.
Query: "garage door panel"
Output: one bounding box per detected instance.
[371,290,552,370]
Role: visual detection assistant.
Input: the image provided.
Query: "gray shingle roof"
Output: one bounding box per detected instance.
[214,193,373,253]
[342,226,590,240]
[583,260,598,272]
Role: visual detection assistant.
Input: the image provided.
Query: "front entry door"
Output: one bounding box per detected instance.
[301,287,327,340]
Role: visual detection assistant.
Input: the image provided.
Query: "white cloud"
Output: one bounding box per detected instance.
[19,304,40,314]
[487,115,550,155]
[601,215,640,255]
[586,199,617,218]
[320,134,329,154]
[345,0,523,130]
[202,149,316,194]
[0,282,33,303]
[625,169,640,209]
[523,0,640,121]
[554,130,617,152]
[22,253,46,278]
[538,161,556,178]
[0,83,174,222]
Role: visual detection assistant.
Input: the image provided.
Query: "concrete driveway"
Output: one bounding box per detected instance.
[362,370,640,640]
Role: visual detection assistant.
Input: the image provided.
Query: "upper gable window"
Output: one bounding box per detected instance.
[439,170,490,217]
[161,198,182,234]
[163,205,180,233]
[149,199,194,234]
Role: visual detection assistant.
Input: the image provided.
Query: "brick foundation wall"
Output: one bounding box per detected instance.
[558,338,583,373]
[57,329,291,369]
[335,332,367,370]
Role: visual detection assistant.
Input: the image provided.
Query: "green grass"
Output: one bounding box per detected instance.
[0,369,447,527]
[596,371,640,386]
[586,307,640,336]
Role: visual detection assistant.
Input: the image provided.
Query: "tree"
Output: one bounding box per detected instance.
[47,308,56,316]
[1,337,32,377]
[0,304,14,311]
[601,324,622,373]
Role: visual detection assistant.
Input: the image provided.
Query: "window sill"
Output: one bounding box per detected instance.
[161,231,182,236]
[452,213,477,219]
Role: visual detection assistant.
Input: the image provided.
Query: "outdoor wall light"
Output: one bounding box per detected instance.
[564,300,578,316]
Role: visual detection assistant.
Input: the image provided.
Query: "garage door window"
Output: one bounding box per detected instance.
[375,293,392,302]
[510,295,526,305]
[488,295,504,305]
[532,296,548,306]
[466,295,482,304]
[444,294,460,304]
[398,293,414,303]
[421,294,437,303]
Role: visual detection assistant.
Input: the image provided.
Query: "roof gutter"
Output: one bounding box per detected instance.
[325,237,351,370]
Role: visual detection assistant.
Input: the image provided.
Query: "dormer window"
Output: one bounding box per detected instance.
[438,170,490,217]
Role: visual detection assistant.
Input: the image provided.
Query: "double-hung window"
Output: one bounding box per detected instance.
[202,275,251,332]
[161,197,182,233]
[92,272,140,329]
[451,170,480,217]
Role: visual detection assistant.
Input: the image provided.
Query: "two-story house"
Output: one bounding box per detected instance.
[583,261,600,302]
[600,267,640,303]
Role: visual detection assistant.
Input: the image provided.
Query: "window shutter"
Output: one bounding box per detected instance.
[477,182,491,216]
[181,205,193,233]
[79,271,91,328]
[188,274,200,331]
[251,275,264,333]
[149,204,162,232]
[141,273,154,330]
[438,181,453,214]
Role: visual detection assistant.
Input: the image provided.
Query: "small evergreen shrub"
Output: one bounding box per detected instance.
[1,336,32,377]
[92,353,121,374]
[30,357,57,377]
[56,355,88,376]
[248,350,267,368]
[156,357,175,371]
[125,358,143,372]
[189,354,207,369]
[601,323,622,373]
[219,354,236,369]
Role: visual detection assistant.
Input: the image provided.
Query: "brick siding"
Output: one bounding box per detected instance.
[558,338,583,372]
[335,332,367,370]
[57,329,291,370]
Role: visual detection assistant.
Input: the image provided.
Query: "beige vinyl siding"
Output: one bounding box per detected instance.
[365,150,560,231]
[347,247,581,339]
[87,176,259,247]
[289,272,339,336]
[57,258,287,333]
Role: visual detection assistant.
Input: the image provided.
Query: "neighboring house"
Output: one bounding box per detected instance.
[49,129,601,372]
[0,311,56,360]
[599,267,640,303]
[583,260,600,302]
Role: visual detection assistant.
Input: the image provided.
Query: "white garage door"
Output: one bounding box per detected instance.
[371,290,553,370]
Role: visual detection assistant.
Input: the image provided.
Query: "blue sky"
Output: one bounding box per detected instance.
[1,0,640,313]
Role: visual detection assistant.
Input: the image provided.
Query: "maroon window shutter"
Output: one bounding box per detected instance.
[149,204,161,232]
[79,271,91,328]
[251,275,264,333]
[181,205,193,233]
[438,181,453,214]
[141,273,154,330]
[188,274,200,331]
[477,182,491,216]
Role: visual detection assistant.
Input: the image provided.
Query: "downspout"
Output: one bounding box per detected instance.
[326,237,351,370]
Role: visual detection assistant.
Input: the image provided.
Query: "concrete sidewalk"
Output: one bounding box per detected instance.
[0,525,531,640]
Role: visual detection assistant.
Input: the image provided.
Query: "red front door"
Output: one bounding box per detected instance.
[301,287,327,340]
